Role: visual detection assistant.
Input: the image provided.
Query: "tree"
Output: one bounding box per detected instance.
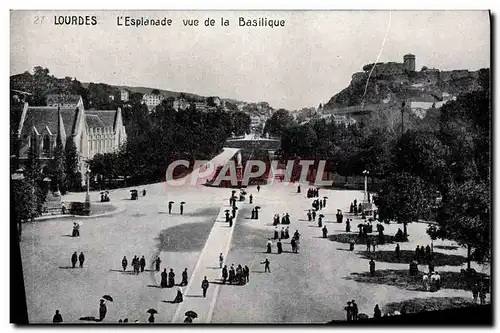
[151,89,161,95]
[429,180,490,268]
[263,109,295,137]
[12,178,38,238]
[374,172,436,238]
[65,137,81,191]
[49,130,66,194]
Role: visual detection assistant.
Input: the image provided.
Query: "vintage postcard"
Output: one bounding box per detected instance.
[10,10,491,324]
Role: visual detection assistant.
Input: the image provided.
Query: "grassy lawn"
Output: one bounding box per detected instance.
[345,269,489,292]
[356,250,467,266]
[382,297,475,315]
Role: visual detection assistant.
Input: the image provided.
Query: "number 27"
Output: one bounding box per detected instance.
[34,16,45,24]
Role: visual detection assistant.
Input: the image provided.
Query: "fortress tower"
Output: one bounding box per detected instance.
[403,54,416,72]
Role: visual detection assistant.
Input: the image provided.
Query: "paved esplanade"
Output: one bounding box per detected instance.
[163,147,242,323]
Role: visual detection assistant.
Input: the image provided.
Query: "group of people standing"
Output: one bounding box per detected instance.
[273,213,290,225]
[121,255,147,274]
[422,271,442,292]
[160,267,189,288]
[349,199,363,216]
[307,187,320,198]
[221,263,250,285]
[70,251,85,268]
[267,229,301,254]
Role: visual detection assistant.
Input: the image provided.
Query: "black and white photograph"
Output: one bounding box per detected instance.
[9,9,492,325]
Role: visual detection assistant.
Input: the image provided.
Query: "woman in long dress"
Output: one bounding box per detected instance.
[266,239,272,253]
[173,287,183,303]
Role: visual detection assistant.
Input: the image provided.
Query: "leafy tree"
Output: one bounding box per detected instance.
[12,178,38,238]
[151,89,161,95]
[264,109,295,137]
[429,180,490,268]
[374,172,436,237]
[49,130,66,194]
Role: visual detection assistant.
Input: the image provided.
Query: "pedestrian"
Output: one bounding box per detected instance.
[425,245,431,260]
[422,273,430,291]
[294,229,300,240]
[173,286,183,303]
[366,237,371,252]
[352,300,358,321]
[349,239,355,251]
[322,225,328,238]
[373,304,382,319]
[244,265,250,282]
[479,283,486,305]
[280,227,285,239]
[229,264,235,284]
[261,258,271,273]
[277,239,283,254]
[180,203,184,215]
[249,194,253,204]
[257,185,260,192]
[291,237,297,253]
[369,258,376,276]
[430,272,437,292]
[350,202,354,214]
[266,239,272,253]
[140,256,146,272]
[78,252,85,268]
[219,253,224,268]
[372,239,377,253]
[155,256,161,272]
[472,283,479,303]
[428,260,435,273]
[201,276,209,297]
[133,256,140,275]
[345,219,351,232]
[318,215,323,228]
[222,265,228,284]
[395,243,400,260]
[168,268,175,287]
[435,271,441,290]
[344,302,353,321]
[285,227,290,239]
[99,299,107,322]
[161,268,168,288]
[148,313,155,323]
[274,227,279,240]
[143,189,147,197]
[415,245,420,261]
[122,256,128,271]
[251,209,256,219]
[312,210,316,221]
[131,255,138,273]
[71,252,78,268]
[52,310,63,323]
[229,216,233,227]
[181,268,188,286]
[168,201,173,214]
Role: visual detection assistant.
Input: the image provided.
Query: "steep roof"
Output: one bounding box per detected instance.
[46,94,81,106]
[20,106,78,138]
[85,114,105,128]
[85,110,117,129]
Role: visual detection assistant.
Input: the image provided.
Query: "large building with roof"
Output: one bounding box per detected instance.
[16,94,127,184]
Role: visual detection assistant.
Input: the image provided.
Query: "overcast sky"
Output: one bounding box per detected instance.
[10,10,490,110]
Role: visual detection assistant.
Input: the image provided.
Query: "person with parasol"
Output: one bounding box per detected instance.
[147,309,157,323]
[184,311,197,323]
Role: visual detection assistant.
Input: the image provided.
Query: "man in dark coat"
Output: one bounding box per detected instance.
[52,310,63,323]
[168,202,173,214]
[229,217,233,227]
[395,243,401,260]
[122,256,128,271]
[297,185,301,193]
[322,225,328,238]
[225,211,230,222]
[251,209,255,219]
[78,252,85,268]
[71,252,78,268]
[373,305,382,319]
[280,227,285,239]
[425,245,432,260]
[181,268,188,286]
[307,210,312,221]
[312,210,317,221]
[155,257,161,272]
[133,256,140,274]
[277,239,283,254]
[352,300,359,321]
[257,185,260,192]
[323,198,327,208]
[350,202,354,213]
[344,302,353,321]
[285,213,290,224]
[99,299,107,322]
[140,256,146,272]
[274,227,279,240]
[232,207,237,218]
[180,203,184,215]
[168,268,175,287]
[222,265,228,284]
[201,276,209,297]
[261,258,271,273]
[369,259,376,276]
[229,264,235,284]
[244,265,250,282]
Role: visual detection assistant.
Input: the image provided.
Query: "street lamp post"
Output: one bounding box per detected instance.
[362,170,369,202]
[85,168,91,203]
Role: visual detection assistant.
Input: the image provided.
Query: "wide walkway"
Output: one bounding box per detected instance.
[164,200,242,323]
